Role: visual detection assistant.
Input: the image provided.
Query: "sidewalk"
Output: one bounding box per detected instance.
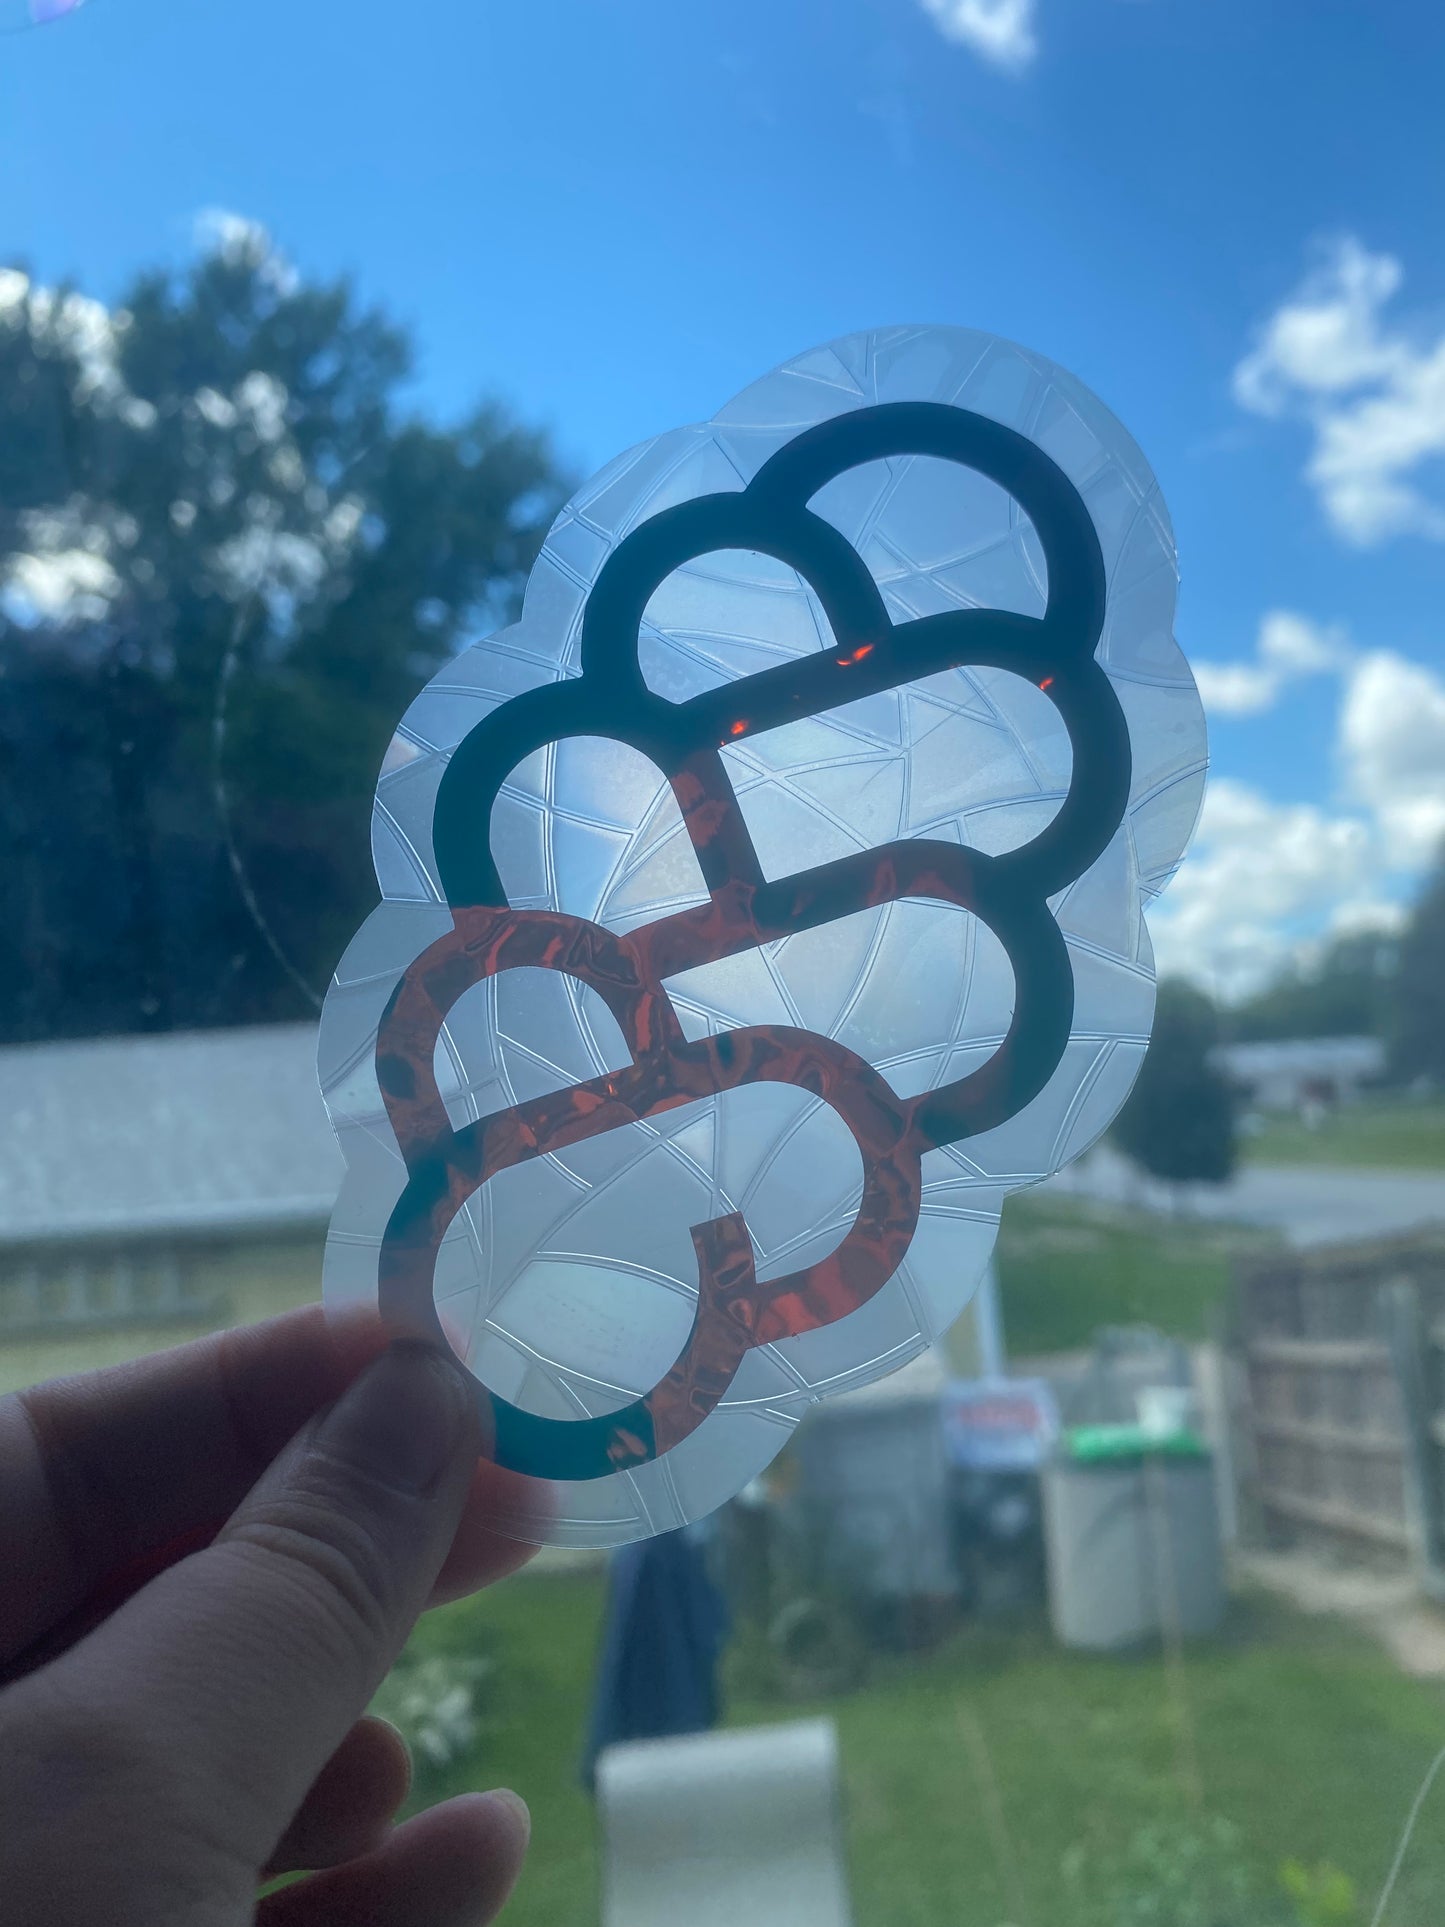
[1237,1549,1445,1679]
[1043,1143,1445,1247]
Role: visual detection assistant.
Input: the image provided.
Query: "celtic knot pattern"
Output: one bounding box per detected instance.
[371,401,1131,1482]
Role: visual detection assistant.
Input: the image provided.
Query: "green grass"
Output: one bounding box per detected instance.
[394,1572,606,1925]
[1245,1100,1445,1171]
[988,1193,1265,1360]
[391,1572,1445,1927]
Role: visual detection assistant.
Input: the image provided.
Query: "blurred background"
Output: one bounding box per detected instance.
[2,2,1444,1923]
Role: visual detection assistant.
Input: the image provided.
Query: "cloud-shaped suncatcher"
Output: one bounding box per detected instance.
[318,326,1207,1546]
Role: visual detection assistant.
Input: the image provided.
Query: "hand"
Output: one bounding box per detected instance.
[0,1307,536,1925]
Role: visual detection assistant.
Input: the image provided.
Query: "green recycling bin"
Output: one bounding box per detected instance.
[1043,1424,1224,1651]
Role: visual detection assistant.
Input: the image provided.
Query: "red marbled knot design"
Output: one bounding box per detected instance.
[376,907,922,1477]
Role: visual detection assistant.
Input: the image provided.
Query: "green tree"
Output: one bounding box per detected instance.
[1389,845,1445,1087]
[0,221,566,1041]
[1113,979,1238,1186]
[1228,929,1396,1044]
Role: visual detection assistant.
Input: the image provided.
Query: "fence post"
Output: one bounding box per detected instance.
[1383,1278,1445,1601]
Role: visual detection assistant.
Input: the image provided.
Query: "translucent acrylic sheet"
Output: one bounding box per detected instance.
[319,325,1207,1546]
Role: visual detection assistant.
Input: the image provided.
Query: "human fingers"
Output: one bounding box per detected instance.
[429,1457,541,1603]
[0,1307,539,1676]
[257,1793,530,1927]
[264,1716,412,1877]
[34,1341,481,1879]
[0,1305,387,1665]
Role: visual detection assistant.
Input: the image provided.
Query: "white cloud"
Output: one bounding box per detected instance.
[1234,240,1400,412]
[1329,895,1407,940]
[1150,643,1445,993]
[1191,661,1280,718]
[215,523,327,602]
[918,0,1037,70]
[192,207,299,297]
[193,207,268,262]
[30,289,116,394]
[193,385,238,430]
[1258,609,1347,676]
[0,268,129,406]
[1149,778,1375,997]
[1339,649,1445,869]
[2,547,120,625]
[324,494,366,550]
[236,370,289,444]
[1,501,128,626]
[0,254,359,641]
[1234,237,1445,544]
[1190,609,1347,718]
[192,375,290,445]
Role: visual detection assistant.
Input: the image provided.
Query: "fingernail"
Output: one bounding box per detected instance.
[321,1341,475,1496]
[484,1787,531,1845]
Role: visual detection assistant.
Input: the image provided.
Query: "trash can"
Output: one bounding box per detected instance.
[1043,1425,1224,1651]
[788,1350,956,1608]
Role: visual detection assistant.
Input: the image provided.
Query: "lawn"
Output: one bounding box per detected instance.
[1244,1100,1445,1171]
[989,1192,1264,1359]
[387,1569,1445,1927]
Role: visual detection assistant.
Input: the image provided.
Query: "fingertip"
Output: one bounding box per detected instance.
[439,1790,532,1908]
[315,1340,479,1498]
[317,1304,395,1371]
[428,1460,550,1603]
[477,1786,531,1853]
[257,1790,531,1924]
[264,1714,412,1876]
[64,1342,486,1872]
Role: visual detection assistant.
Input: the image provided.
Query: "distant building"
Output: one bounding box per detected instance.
[1214,1035,1385,1114]
[0,1021,1008,1406]
[0,1024,340,1394]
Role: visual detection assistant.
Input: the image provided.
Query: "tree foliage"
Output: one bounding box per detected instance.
[1113,979,1238,1186]
[1390,844,1445,1087]
[1228,929,1396,1045]
[0,225,566,1041]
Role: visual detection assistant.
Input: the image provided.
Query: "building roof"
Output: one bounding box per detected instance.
[0,1023,344,1246]
[1215,1035,1386,1079]
[811,1346,950,1415]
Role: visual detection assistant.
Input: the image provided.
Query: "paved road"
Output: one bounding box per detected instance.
[1043,1143,1445,1246]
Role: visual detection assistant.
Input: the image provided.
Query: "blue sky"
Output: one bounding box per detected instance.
[3,0,1443,995]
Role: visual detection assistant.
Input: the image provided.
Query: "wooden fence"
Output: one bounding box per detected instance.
[1235,1232,1445,1577]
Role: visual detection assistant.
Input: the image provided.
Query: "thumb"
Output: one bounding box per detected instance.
[44,1340,482,1873]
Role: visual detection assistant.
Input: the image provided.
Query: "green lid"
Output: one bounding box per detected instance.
[1063,1423,1209,1464]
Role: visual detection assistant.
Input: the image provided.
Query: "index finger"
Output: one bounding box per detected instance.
[0,1306,533,1672]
